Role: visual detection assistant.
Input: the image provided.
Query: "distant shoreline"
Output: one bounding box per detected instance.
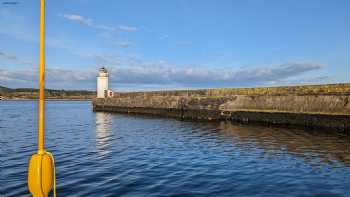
[1,98,92,101]
[0,85,96,101]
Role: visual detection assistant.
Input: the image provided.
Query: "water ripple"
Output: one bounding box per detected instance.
[1,101,349,196]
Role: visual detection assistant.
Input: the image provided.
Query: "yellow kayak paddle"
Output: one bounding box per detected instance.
[27,0,56,196]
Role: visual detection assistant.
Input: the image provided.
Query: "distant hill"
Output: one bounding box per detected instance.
[0,85,96,100]
[0,85,13,93]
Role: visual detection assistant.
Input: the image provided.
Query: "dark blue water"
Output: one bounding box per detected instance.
[1,101,349,197]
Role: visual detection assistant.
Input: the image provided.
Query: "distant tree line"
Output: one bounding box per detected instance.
[0,85,96,100]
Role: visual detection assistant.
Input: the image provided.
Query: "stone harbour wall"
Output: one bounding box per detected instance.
[93,83,350,131]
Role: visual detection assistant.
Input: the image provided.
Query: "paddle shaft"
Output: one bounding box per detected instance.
[38,0,45,152]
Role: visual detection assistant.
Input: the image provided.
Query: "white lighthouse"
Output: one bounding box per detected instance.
[97,67,109,98]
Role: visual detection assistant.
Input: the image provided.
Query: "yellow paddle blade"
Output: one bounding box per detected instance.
[28,152,54,197]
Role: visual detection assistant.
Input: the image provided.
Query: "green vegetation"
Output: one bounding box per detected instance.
[207,83,350,96]
[0,85,95,100]
[114,83,350,97]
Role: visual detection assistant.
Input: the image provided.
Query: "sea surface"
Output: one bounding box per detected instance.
[1,101,349,197]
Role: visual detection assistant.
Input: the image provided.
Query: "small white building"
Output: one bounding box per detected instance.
[107,90,114,98]
[97,67,109,98]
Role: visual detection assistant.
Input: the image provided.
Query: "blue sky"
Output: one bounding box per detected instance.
[0,0,349,90]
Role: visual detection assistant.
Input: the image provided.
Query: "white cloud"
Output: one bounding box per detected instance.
[159,34,169,40]
[107,62,325,86]
[118,42,132,48]
[60,13,137,33]
[0,51,18,61]
[93,54,121,65]
[118,25,138,32]
[0,50,33,66]
[0,11,82,55]
[61,14,93,26]
[0,60,330,90]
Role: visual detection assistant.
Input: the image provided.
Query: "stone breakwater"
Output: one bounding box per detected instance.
[93,84,350,131]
